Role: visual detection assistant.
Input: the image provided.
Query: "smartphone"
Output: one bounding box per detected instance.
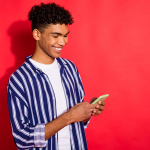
[92,94,109,104]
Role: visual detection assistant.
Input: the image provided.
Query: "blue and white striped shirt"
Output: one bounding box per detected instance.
[7,56,88,150]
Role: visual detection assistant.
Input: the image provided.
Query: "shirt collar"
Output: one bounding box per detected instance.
[25,55,68,73]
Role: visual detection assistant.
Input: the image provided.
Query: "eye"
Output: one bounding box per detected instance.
[64,35,68,37]
[53,36,58,38]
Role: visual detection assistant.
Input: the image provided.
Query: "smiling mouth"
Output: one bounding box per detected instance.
[55,47,62,51]
[52,46,63,53]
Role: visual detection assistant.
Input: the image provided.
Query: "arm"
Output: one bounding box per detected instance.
[7,86,38,149]
[45,111,70,140]
[45,102,96,140]
[8,85,96,149]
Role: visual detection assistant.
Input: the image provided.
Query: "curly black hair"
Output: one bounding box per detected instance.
[28,3,74,33]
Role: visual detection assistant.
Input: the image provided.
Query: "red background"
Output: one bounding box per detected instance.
[0,0,150,149]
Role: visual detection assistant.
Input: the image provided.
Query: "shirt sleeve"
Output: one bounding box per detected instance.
[83,118,91,129]
[7,85,47,150]
[34,124,47,147]
[74,65,91,128]
[75,66,85,103]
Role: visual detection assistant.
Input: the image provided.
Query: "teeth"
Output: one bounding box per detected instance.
[55,47,62,51]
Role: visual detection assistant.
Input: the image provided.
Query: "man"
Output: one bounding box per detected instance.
[7,3,105,150]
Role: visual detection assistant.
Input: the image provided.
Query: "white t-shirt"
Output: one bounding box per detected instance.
[29,58,71,150]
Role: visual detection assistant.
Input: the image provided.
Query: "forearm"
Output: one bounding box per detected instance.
[45,111,71,140]
[45,101,97,140]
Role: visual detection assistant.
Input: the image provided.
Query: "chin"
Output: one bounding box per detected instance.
[51,55,60,59]
[54,54,61,58]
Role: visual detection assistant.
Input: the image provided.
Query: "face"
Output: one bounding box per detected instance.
[35,24,69,63]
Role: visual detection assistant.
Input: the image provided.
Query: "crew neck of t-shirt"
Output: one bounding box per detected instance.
[29,58,57,72]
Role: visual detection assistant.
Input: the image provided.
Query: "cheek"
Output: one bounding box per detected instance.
[49,37,58,46]
[39,39,46,50]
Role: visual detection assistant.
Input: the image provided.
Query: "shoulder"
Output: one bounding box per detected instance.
[8,62,28,86]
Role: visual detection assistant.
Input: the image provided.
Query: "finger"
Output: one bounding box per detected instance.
[93,106,104,114]
[98,101,102,105]
[99,105,105,111]
[95,104,100,109]
[92,109,102,116]
[90,97,97,104]
[91,112,98,116]
[100,101,105,106]
[97,110,102,115]
[93,109,97,113]
[93,109,102,115]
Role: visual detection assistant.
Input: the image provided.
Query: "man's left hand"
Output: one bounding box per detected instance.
[90,97,105,116]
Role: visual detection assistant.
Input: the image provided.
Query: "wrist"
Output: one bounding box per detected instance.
[62,111,73,125]
[83,117,90,125]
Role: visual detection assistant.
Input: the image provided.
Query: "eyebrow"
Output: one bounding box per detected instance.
[50,31,70,36]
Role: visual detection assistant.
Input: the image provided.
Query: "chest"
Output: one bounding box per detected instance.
[24,69,79,125]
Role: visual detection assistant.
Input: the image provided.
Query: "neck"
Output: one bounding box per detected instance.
[31,52,55,64]
[32,42,55,64]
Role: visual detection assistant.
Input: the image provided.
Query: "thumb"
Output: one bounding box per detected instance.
[90,97,97,104]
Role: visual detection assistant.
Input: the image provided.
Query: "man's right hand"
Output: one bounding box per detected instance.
[67,102,96,123]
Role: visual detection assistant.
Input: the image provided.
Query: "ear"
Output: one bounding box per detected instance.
[32,29,41,40]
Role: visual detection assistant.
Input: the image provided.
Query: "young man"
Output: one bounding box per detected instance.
[7,3,105,150]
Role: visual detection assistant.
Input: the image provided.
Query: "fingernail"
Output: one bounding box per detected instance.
[99,101,102,104]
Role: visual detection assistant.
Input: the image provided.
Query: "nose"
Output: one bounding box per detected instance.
[58,37,66,46]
